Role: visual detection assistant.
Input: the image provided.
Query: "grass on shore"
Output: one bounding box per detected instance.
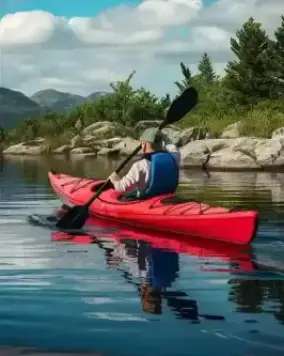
[180,104,284,139]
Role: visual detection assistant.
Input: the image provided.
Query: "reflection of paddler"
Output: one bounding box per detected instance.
[133,240,225,321]
[96,237,283,324]
[138,241,179,289]
[50,227,227,320]
[137,241,179,314]
[138,244,203,319]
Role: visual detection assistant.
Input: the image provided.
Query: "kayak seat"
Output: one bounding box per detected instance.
[118,192,193,204]
[160,196,193,205]
[118,188,140,202]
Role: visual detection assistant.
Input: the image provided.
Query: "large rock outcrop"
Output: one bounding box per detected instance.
[180,137,284,170]
[2,138,48,155]
[4,120,284,170]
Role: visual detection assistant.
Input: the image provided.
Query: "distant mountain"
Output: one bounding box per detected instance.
[30,89,86,113]
[0,87,112,130]
[0,87,46,129]
[86,91,110,102]
[30,89,111,113]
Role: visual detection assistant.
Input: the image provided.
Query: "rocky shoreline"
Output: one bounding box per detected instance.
[3,120,284,171]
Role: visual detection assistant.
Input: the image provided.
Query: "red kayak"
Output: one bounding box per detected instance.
[48,172,259,245]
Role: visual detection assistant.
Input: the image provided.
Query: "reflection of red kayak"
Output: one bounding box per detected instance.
[52,208,256,274]
[48,172,259,245]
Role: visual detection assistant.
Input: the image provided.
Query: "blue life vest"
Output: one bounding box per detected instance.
[139,152,179,199]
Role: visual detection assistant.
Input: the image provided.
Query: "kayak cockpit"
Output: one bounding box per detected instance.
[90,179,205,206]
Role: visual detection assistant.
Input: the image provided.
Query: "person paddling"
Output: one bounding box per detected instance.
[54,86,198,230]
[108,127,180,200]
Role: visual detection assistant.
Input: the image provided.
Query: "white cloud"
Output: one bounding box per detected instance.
[0,0,283,97]
[0,11,56,45]
[194,0,284,35]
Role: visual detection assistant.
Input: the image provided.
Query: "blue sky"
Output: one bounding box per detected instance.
[0,0,138,17]
[0,0,215,17]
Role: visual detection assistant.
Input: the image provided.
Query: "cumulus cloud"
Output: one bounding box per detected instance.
[0,0,284,97]
[0,0,202,48]
[193,0,284,35]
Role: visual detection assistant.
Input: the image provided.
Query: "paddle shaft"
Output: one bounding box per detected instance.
[84,120,168,209]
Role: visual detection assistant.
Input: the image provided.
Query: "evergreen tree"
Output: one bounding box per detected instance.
[17,117,40,140]
[174,62,192,94]
[273,15,284,94]
[198,52,216,85]
[0,126,5,142]
[224,17,276,105]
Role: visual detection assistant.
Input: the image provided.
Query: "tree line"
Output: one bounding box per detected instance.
[2,15,284,147]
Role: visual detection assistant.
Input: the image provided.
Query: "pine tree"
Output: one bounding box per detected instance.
[273,15,284,94]
[0,126,5,142]
[174,62,192,94]
[224,17,276,105]
[198,52,216,85]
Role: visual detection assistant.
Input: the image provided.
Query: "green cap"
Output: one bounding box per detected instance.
[140,127,163,143]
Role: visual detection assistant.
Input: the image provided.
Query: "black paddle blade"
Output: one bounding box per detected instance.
[55,205,89,230]
[165,86,198,126]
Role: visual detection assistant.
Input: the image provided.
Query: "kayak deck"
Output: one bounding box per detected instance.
[48,172,259,245]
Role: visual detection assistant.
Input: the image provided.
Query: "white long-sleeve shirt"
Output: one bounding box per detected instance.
[112,144,181,193]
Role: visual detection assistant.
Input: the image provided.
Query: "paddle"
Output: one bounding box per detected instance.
[56,86,198,230]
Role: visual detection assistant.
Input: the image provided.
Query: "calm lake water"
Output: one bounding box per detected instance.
[0,155,284,356]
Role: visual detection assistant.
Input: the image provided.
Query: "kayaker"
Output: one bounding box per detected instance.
[108,127,180,200]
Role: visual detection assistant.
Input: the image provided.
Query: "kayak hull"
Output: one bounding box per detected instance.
[48,172,259,245]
